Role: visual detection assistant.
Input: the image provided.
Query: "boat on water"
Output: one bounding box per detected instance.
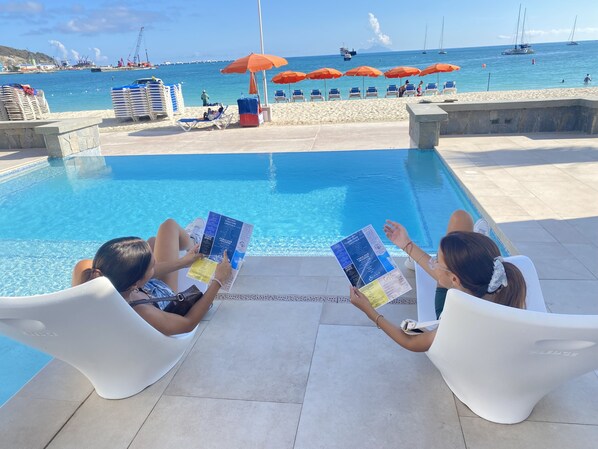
[502,5,535,55]
[343,52,352,61]
[340,46,357,57]
[567,15,579,45]
[438,17,447,54]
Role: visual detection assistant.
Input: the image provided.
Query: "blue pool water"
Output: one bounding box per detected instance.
[0,149,485,405]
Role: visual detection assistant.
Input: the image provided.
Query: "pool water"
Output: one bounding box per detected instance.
[0,149,487,405]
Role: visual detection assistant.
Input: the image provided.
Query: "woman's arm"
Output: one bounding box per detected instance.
[350,287,436,352]
[153,244,203,279]
[135,251,233,336]
[383,220,438,282]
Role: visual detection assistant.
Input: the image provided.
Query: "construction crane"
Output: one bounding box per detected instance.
[132,27,144,65]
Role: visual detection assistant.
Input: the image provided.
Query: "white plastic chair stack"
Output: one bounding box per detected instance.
[169,83,185,115]
[129,84,154,121]
[0,86,36,121]
[110,87,133,119]
[145,82,173,119]
[0,277,198,399]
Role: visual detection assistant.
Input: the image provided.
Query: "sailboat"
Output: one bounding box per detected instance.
[567,15,579,45]
[502,5,534,55]
[438,17,447,54]
[422,24,428,54]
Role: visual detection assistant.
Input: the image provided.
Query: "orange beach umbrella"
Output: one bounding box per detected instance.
[306,67,343,100]
[384,66,421,78]
[419,63,460,77]
[344,65,383,93]
[272,70,307,96]
[221,53,288,98]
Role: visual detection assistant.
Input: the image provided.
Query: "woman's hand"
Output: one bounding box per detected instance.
[350,287,376,318]
[383,220,411,250]
[214,250,232,284]
[181,244,204,267]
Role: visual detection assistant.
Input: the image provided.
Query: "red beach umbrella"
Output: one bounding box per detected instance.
[344,65,383,94]
[306,67,343,100]
[249,72,258,95]
[272,70,307,97]
[384,66,421,78]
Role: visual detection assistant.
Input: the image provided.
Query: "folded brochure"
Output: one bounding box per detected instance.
[331,224,412,308]
[187,212,253,292]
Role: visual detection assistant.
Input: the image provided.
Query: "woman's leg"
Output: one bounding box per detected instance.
[152,219,193,291]
[434,210,474,318]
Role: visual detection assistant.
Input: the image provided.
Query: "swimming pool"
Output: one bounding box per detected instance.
[0,149,486,405]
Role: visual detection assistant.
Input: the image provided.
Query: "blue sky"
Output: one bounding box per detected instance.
[1,0,597,64]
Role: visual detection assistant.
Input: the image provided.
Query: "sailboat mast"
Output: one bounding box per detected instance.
[514,4,521,49]
[569,15,577,41]
[521,8,528,46]
[439,17,444,51]
[423,23,427,53]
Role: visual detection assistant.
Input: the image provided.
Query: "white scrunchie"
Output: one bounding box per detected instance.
[487,256,508,293]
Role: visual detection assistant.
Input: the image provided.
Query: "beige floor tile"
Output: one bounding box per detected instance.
[166,301,321,403]
[294,324,465,449]
[130,396,301,449]
[541,280,598,314]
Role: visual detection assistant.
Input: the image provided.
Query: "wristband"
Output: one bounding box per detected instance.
[211,278,223,288]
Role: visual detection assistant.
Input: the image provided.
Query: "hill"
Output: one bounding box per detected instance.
[0,45,54,70]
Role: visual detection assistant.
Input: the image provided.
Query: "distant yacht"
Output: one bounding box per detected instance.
[502,5,535,55]
[339,45,357,56]
[567,15,579,45]
[438,17,447,54]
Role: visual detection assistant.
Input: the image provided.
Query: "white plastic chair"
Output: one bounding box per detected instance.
[0,277,198,399]
[428,288,598,424]
[442,80,457,94]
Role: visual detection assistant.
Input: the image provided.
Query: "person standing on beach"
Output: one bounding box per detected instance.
[584,74,592,84]
[201,89,210,106]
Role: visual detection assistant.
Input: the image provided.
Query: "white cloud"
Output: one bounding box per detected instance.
[70,49,80,62]
[368,12,392,46]
[91,47,108,63]
[49,39,67,59]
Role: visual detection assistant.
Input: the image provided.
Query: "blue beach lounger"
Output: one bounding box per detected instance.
[385,84,399,97]
[424,82,439,95]
[443,80,457,94]
[365,86,378,98]
[348,87,361,99]
[274,90,288,102]
[177,105,231,131]
[291,89,305,102]
[310,89,324,101]
[328,88,341,100]
[403,83,417,97]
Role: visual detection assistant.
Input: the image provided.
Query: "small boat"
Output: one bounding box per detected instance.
[339,45,357,56]
[567,15,579,45]
[502,5,535,55]
[438,17,447,54]
[343,52,352,61]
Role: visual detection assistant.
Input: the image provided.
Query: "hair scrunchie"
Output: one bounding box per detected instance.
[487,256,508,293]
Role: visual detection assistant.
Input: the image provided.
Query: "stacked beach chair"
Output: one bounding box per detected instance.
[111,81,185,121]
[0,84,50,121]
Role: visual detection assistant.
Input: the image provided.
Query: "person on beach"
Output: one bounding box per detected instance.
[349,210,527,352]
[398,80,409,97]
[417,81,424,96]
[72,218,232,336]
[201,89,210,106]
[584,74,592,84]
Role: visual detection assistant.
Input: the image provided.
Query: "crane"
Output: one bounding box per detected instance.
[133,27,144,65]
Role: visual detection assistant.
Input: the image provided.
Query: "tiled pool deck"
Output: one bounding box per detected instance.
[1,122,597,448]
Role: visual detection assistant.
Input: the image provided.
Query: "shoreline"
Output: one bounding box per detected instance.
[46,86,598,133]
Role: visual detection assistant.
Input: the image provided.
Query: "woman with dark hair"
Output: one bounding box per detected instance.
[350,210,527,352]
[72,218,231,336]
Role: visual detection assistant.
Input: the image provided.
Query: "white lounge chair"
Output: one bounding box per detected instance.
[273,90,288,102]
[310,89,324,101]
[365,86,378,98]
[442,80,457,94]
[0,277,198,399]
[424,82,439,95]
[428,288,598,424]
[328,88,341,100]
[291,89,305,102]
[348,87,361,99]
[385,84,399,97]
[176,105,232,131]
[403,83,417,97]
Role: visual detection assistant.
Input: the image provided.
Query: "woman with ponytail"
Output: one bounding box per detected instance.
[72,218,231,336]
[350,210,526,352]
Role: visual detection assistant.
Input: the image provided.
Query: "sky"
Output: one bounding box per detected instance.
[1,0,598,64]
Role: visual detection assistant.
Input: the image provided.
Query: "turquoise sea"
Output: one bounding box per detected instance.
[1,41,596,112]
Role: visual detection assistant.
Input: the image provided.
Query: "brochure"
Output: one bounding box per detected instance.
[331,224,412,308]
[187,212,253,291]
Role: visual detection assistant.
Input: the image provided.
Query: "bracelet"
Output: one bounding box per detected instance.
[375,314,384,329]
[211,278,223,288]
[402,241,413,256]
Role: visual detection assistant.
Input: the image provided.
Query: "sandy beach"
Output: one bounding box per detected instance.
[46,86,598,133]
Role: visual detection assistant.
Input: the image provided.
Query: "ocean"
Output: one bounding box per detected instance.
[1,41,596,112]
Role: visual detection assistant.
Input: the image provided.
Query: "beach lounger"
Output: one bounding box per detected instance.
[0,277,199,399]
[176,105,231,131]
[291,89,305,102]
[310,89,324,101]
[403,83,417,97]
[348,87,361,99]
[412,256,598,424]
[442,80,457,94]
[328,88,341,100]
[365,86,378,98]
[274,90,288,102]
[424,82,438,95]
[385,84,399,97]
